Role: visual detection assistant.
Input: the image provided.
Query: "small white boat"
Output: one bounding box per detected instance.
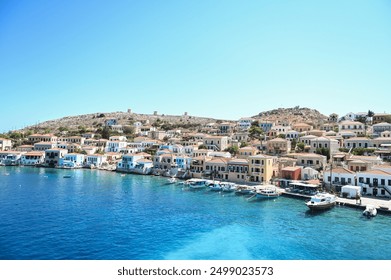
[221,182,237,192]
[235,185,254,195]
[185,178,209,189]
[167,177,177,184]
[255,186,280,199]
[363,204,377,217]
[306,192,336,211]
[208,181,222,191]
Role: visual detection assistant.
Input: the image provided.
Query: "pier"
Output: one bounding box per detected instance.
[280,188,391,215]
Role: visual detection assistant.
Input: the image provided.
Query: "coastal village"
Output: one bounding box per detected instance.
[1,107,391,212]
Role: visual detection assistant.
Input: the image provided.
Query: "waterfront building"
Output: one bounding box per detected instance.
[20,151,45,166]
[0,151,25,165]
[227,158,249,183]
[204,157,229,180]
[85,154,107,168]
[59,153,85,168]
[0,138,12,151]
[190,156,211,178]
[117,153,145,171]
[324,167,356,191]
[248,155,274,183]
[357,169,391,198]
[44,149,68,168]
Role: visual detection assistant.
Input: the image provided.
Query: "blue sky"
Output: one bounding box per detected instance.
[1,0,390,132]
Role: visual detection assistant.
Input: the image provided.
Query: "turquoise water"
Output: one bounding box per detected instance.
[0,166,390,260]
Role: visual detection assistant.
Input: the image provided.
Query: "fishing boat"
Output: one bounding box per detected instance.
[306,192,336,211]
[363,204,377,217]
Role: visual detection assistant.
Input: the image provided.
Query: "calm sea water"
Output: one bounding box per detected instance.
[0,166,390,260]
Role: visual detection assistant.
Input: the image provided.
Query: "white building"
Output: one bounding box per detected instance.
[21,151,45,166]
[0,138,12,151]
[105,140,128,153]
[237,118,254,131]
[338,121,365,136]
[85,155,107,168]
[59,154,85,168]
[357,169,391,198]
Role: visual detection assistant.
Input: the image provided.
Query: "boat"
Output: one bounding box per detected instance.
[363,204,377,217]
[185,178,209,189]
[255,186,280,199]
[63,175,72,178]
[208,181,222,191]
[167,177,177,184]
[235,185,254,195]
[221,182,237,192]
[305,192,336,211]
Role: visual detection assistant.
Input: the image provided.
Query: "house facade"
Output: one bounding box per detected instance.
[248,155,273,183]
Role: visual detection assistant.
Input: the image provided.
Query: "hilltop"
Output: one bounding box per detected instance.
[16,107,329,135]
[253,106,328,126]
[20,111,229,134]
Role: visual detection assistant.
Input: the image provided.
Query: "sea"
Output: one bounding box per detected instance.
[1,166,390,260]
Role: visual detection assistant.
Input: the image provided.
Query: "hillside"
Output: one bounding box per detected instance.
[21,111,228,134]
[253,106,328,126]
[18,107,329,135]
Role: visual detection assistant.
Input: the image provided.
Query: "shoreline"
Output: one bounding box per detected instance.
[2,165,391,216]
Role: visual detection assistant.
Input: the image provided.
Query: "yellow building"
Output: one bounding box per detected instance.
[248,155,273,183]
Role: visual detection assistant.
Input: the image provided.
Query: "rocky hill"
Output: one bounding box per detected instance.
[253,106,328,126]
[21,111,228,134]
[19,107,329,135]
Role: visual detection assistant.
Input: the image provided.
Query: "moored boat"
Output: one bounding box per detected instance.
[208,181,222,191]
[185,178,209,189]
[363,204,377,217]
[306,192,336,211]
[255,186,280,199]
[167,177,177,184]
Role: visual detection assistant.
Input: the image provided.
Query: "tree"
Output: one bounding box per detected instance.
[224,146,239,156]
[315,147,330,160]
[198,144,207,150]
[248,122,263,140]
[296,142,305,152]
[101,126,111,139]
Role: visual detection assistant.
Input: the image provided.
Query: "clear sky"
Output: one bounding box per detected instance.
[1,0,390,132]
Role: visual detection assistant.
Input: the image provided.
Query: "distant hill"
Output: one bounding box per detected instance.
[253,106,328,126]
[20,111,229,134]
[18,107,329,134]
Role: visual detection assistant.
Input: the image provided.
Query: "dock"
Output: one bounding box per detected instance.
[279,188,391,215]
